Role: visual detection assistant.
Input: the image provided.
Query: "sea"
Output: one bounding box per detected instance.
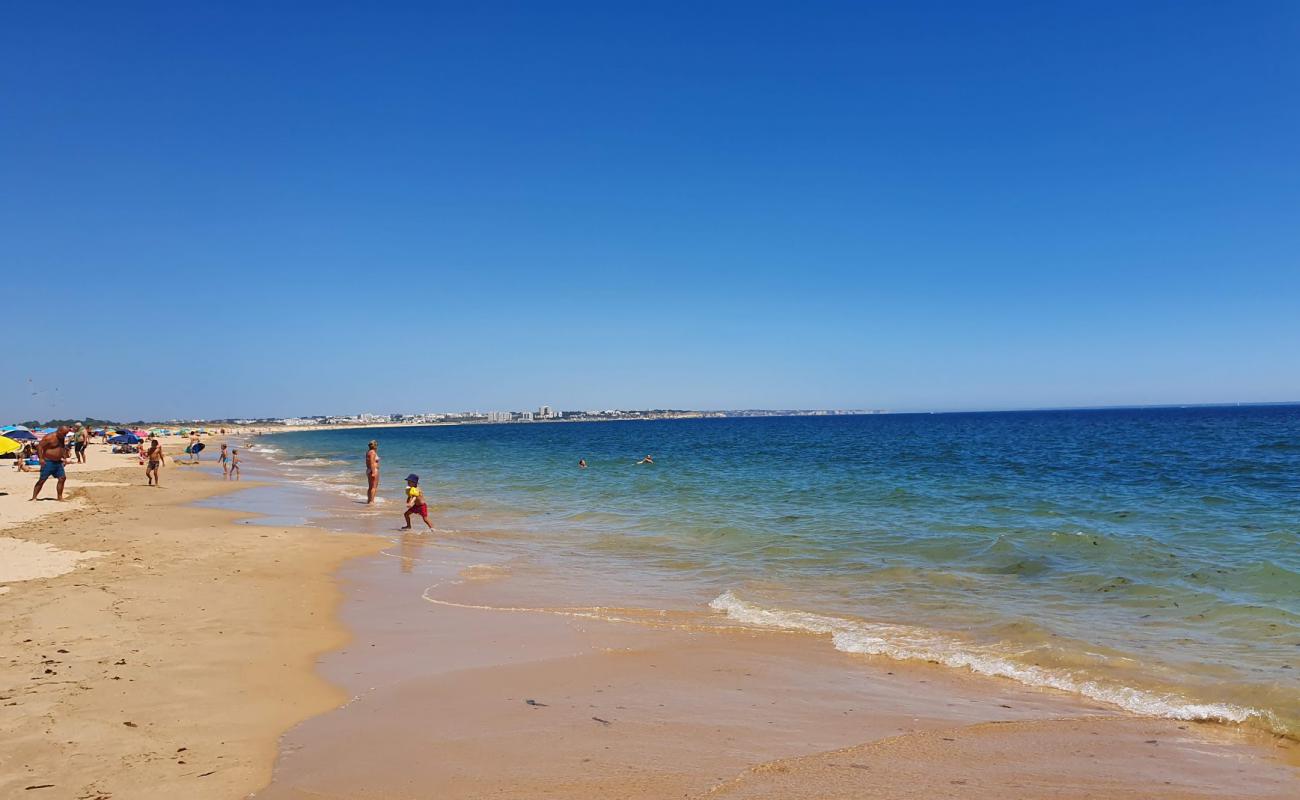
[234,406,1300,738]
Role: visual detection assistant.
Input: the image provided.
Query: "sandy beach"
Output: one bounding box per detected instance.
[2,441,1296,799]
[0,445,380,798]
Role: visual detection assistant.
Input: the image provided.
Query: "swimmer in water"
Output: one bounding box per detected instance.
[637,455,654,465]
[578,458,587,468]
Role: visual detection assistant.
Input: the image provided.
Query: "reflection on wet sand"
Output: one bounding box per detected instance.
[397,531,427,574]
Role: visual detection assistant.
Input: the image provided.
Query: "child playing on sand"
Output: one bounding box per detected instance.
[229,450,240,480]
[401,473,433,531]
[217,444,229,478]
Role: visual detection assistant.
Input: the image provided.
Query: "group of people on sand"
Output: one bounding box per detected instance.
[25,425,248,498]
[138,435,241,486]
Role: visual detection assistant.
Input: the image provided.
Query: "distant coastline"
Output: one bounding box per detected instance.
[15,401,1300,434]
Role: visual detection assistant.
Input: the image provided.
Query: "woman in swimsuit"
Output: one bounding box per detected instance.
[365,440,380,504]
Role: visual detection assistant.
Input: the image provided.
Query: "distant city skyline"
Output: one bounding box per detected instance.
[5,3,1298,422]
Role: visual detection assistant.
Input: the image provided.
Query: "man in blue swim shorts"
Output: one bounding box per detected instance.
[31,425,71,501]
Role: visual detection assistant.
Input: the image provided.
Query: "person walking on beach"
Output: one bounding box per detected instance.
[144,438,165,487]
[217,444,230,478]
[30,425,71,501]
[73,424,89,464]
[187,432,202,464]
[229,449,241,480]
[401,473,432,531]
[365,440,380,504]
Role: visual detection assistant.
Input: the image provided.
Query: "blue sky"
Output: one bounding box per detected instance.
[3,1,1297,421]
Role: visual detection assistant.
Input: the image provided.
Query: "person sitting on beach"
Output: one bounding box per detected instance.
[217,444,230,478]
[15,443,37,472]
[229,449,241,480]
[637,455,654,465]
[14,444,28,471]
[401,473,432,531]
[30,425,71,501]
[145,438,165,487]
[366,440,380,504]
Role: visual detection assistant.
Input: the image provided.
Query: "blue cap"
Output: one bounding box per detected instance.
[406,473,419,484]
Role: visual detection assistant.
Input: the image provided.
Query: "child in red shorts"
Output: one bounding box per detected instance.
[401,473,433,530]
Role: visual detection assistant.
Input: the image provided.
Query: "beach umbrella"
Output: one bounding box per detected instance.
[108,434,141,445]
[131,429,147,438]
[4,429,38,442]
[0,437,22,456]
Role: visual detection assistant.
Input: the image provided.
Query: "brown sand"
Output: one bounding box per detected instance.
[702,718,1298,800]
[255,544,1299,799]
[0,459,380,799]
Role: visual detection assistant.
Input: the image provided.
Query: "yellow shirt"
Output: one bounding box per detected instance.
[406,486,424,503]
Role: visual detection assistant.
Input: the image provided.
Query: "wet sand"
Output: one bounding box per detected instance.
[4,443,1294,799]
[255,532,1298,799]
[0,457,381,799]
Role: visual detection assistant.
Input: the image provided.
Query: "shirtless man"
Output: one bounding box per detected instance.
[145,438,166,487]
[74,424,90,464]
[31,425,72,501]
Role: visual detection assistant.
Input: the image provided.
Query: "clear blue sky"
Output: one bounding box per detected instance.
[4,1,1297,421]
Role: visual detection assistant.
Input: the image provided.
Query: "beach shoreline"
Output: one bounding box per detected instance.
[241,425,1298,799]
[0,445,383,799]
[2,437,1296,799]
[253,522,1298,799]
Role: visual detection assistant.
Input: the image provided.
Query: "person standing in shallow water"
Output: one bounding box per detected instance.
[366,440,380,504]
[401,473,432,531]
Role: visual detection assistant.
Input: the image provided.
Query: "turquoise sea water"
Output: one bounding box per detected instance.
[252,407,1300,736]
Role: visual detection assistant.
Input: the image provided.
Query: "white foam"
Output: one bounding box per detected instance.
[709,591,1279,731]
[287,473,388,504]
[286,457,348,466]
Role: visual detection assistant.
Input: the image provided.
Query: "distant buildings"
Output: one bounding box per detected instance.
[268,407,887,428]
